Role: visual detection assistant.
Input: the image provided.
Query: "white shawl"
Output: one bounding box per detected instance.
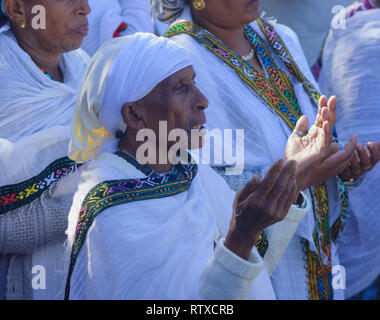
[166,7,344,299]
[0,25,89,300]
[65,152,308,299]
[318,9,380,298]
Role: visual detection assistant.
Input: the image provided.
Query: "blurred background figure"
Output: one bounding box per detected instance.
[81,0,156,56]
[261,0,352,66]
[318,2,380,300]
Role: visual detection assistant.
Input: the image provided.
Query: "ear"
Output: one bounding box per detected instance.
[121,102,146,131]
[5,0,27,23]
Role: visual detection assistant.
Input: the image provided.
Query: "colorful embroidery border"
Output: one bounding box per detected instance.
[0,156,80,214]
[65,162,198,299]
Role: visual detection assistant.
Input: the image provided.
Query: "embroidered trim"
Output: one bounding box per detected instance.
[0,157,80,214]
[65,160,198,299]
[255,232,269,258]
[165,19,350,300]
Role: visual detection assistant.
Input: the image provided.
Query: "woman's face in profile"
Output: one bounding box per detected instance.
[192,0,262,29]
[9,0,91,53]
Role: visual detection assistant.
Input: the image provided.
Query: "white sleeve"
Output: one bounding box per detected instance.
[263,191,310,274]
[199,238,263,300]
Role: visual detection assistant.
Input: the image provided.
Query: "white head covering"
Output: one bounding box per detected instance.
[69,32,192,163]
[151,0,189,24]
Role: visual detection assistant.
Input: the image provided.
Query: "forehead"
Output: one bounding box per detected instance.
[160,65,195,88]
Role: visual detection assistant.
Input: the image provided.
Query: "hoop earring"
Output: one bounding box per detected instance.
[193,0,206,11]
[19,21,27,29]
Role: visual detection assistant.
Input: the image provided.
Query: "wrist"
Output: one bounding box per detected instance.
[224,230,260,261]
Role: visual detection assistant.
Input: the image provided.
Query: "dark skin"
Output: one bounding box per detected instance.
[119,66,335,260]
[191,0,380,188]
[4,0,90,82]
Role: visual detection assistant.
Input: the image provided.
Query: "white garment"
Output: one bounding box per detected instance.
[167,6,344,299]
[81,0,155,56]
[0,27,89,142]
[0,25,89,300]
[65,152,309,299]
[318,8,380,298]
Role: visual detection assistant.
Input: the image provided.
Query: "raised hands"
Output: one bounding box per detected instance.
[285,95,358,190]
[225,159,299,260]
[339,141,380,182]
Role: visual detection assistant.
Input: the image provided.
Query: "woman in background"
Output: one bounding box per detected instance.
[0,0,90,299]
[318,2,380,299]
[152,0,380,299]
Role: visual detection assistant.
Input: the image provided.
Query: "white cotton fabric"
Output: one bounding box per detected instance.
[69,33,192,163]
[0,25,89,300]
[166,6,344,299]
[318,8,380,298]
[81,0,155,56]
[65,152,309,299]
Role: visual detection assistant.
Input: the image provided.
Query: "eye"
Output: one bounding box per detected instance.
[174,82,184,92]
[174,81,188,93]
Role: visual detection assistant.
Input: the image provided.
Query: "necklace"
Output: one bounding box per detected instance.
[39,67,54,80]
[241,47,255,61]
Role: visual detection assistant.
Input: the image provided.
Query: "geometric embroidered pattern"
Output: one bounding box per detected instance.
[65,160,198,299]
[0,156,80,215]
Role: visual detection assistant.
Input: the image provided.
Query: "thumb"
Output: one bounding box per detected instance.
[294,115,309,136]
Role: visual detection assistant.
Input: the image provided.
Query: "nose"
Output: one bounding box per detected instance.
[76,0,91,16]
[193,86,209,112]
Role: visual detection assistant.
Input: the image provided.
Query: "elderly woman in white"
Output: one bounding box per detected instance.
[63,33,337,300]
[151,0,380,300]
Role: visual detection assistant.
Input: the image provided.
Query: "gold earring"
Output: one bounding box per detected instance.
[193,0,206,11]
[19,21,27,29]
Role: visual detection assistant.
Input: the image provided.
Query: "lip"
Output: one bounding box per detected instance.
[189,120,207,131]
[72,23,89,36]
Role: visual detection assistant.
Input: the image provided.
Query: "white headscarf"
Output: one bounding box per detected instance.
[69,33,192,163]
[151,0,189,24]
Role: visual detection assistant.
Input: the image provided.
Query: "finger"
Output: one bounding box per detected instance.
[264,160,297,204]
[318,95,327,110]
[327,142,340,157]
[327,96,337,127]
[367,141,380,168]
[324,136,358,168]
[257,159,285,196]
[236,175,261,204]
[294,115,309,136]
[356,144,371,172]
[276,181,298,220]
[320,107,330,123]
[350,151,362,177]
[320,120,331,153]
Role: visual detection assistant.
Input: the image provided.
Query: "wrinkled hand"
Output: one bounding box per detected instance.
[339,141,380,182]
[225,159,299,260]
[285,96,357,190]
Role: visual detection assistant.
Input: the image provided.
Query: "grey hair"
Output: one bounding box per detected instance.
[151,0,189,24]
